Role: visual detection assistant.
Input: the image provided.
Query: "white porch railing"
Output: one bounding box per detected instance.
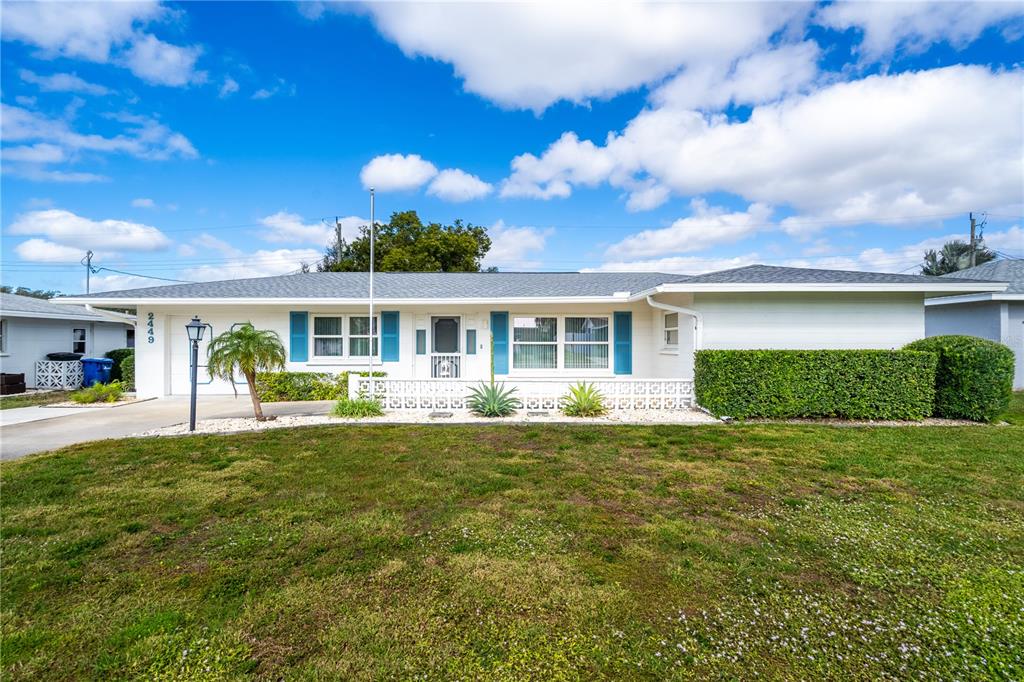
[34,360,83,390]
[350,376,694,410]
[430,354,461,379]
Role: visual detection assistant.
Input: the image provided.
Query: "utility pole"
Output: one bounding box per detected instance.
[969,213,977,268]
[81,250,94,294]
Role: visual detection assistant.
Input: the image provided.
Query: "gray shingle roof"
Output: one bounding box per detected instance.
[62,272,692,300]
[942,259,1024,294]
[1,292,106,319]
[681,264,996,285]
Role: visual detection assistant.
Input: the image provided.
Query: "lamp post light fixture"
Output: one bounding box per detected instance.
[185,316,206,432]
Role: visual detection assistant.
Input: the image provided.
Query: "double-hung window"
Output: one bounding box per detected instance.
[72,328,86,354]
[564,316,609,368]
[663,312,679,348]
[348,316,378,357]
[512,316,557,369]
[511,315,611,371]
[311,314,378,359]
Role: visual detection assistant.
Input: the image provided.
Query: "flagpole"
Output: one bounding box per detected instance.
[368,188,375,398]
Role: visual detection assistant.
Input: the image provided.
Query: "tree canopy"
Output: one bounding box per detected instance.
[921,240,996,276]
[1,285,62,299]
[317,211,492,272]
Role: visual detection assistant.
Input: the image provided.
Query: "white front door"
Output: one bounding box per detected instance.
[431,316,461,378]
[169,315,212,395]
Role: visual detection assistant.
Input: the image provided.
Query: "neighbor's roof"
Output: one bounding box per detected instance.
[1,292,111,321]
[54,264,1006,305]
[942,259,1024,294]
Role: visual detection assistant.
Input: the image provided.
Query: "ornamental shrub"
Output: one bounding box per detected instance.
[331,397,385,418]
[694,349,937,420]
[71,380,124,404]
[561,382,607,417]
[120,352,135,391]
[105,348,134,382]
[904,335,1014,421]
[467,381,520,417]
[255,371,386,402]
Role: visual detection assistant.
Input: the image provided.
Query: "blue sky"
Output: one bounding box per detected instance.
[1,1,1022,294]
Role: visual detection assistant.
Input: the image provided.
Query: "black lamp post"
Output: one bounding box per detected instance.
[185,316,206,431]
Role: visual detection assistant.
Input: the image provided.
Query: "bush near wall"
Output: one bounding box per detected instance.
[904,335,1014,422]
[120,353,135,391]
[104,348,134,382]
[255,371,386,402]
[694,349,938,420]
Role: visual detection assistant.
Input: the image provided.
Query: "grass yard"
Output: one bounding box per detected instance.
[2,418,1023,680]
[0,391,72,410]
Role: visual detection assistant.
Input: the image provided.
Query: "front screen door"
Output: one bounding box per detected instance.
[432,317,460,353]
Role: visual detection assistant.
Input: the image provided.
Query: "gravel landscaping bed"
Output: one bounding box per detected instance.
[133,407,718,436]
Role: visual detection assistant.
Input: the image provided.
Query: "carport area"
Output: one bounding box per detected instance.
[0,397,332,461]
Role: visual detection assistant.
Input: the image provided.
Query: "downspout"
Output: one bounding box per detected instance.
[645,295,703,350]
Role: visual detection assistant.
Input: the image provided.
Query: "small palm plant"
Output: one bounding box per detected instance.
[561,382,607,417]
[467,381,520,417]
[206,323,286,421]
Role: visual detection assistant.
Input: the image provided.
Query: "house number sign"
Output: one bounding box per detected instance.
[147,312,155,344]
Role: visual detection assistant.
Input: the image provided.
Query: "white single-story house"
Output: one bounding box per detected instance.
[925,259,1024,389]
[56,265,1006,408]
[0,293,136,388]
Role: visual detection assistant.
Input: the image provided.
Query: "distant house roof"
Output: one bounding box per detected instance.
[942,259,1024,294]
[55,264,1006,306]
[1,293,109,321]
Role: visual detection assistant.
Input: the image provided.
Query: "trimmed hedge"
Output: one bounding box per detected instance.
[904,335,1014,421]
[104,348,134,382]
[255,371,385,402]
[120,353,135,391]
[694,349,937,420]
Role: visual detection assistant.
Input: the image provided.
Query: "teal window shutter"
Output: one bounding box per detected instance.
[466,329,477,355]
[613,311,632,375]
[490,312,509,374]
[289,311,308,362]
[416,329,427,355]
[381,311,399,362]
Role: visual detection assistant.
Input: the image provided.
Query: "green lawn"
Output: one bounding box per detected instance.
[999,390,1024,425]
[0,391,71,410]
[2,421,1023,680]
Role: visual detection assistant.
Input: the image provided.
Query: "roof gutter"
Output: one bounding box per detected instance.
[646,295,703,350]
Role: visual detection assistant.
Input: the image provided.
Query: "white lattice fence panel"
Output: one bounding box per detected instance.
[352,377,694,410]
[34,361,83,390]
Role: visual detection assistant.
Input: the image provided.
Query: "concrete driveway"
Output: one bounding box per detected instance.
[1,397,332,461]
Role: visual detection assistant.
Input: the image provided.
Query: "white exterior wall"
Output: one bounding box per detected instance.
[693,292,925,350]
[1007,303,1024,389]
[925,300,1023,389]
[135,301,667,397]
[0,317,132,387]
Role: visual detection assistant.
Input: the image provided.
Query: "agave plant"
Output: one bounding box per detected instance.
[467,381,520,417]
[206,323,286,421]
[561,382,607,417]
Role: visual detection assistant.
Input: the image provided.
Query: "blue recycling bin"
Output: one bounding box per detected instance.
[81,358,114,387]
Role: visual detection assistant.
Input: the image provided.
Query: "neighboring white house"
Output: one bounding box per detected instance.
[0,293,136,388]
[925,259,1024,389]
[56,265,1006,406]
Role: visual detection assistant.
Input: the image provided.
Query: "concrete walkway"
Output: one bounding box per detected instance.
[0,397,332,461]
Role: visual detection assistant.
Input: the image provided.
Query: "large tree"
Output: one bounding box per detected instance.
[1,285,62,299]
[921,240,996,276]
[317,210,492,272]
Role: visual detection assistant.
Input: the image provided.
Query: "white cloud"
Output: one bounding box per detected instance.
[119,33,205,87]
[1,1,206,87]
[502,66,1024,231]
[651,42,820,110]
[90,273,167,292]
[132,197,156,209]
[19,69,113,96]
[357,3,807,112]
[9,209,171,252]
[605,201,773,259]
[250,78,294,100]
[14,238,94,263]
[182,247,324,281]
[816,2,1024,60]
[426,169,493,202]
[360,153,438,191]
[258,211,365,246]
[587,253,761,275]
[1,104,198,181]
[482,220,552,270]
[219,76,239,98]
